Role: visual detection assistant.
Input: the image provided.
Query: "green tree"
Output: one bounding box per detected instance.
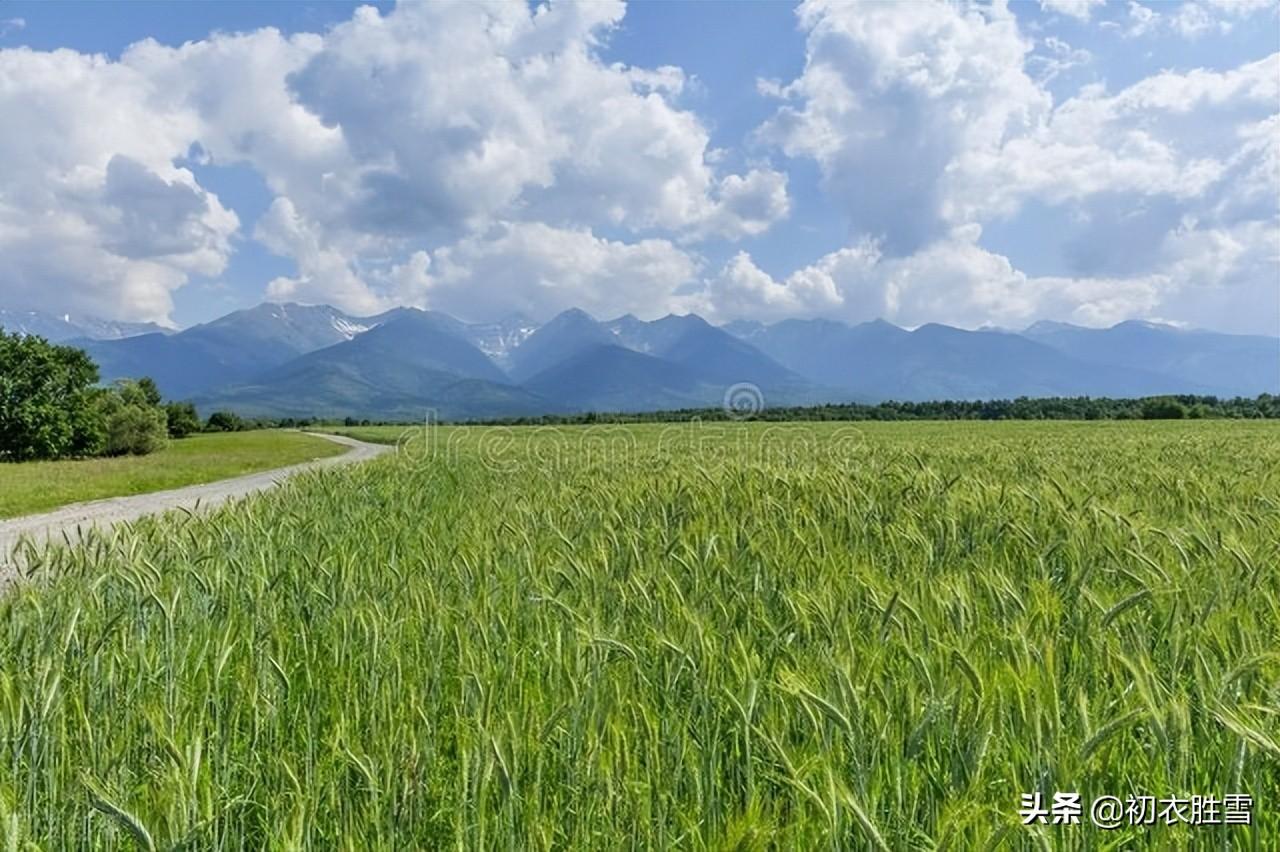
[0,329,107,461]
[1141,396,1188,420]
[205,410,245,432]
[135,376,163,407]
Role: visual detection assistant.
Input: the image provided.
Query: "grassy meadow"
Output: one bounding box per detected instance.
[0,431,345,519]
[0,420,1278,848]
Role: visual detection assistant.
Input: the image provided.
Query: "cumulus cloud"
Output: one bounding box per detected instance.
[263,1,788,251]
[0,0,1275,333]
[399,221,700,322]
[758,0,1048,254]
[698,212,1279,334]
[0,2,787,321]
[0,46,237,322]
[955,54,1279,214]
[953,54,1280,293]
[753,1,1277,334]
[696,227,1171,330]
[257,197,383,315]
[259,213,702,323]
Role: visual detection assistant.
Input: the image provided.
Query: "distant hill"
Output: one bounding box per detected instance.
[724,317,1272,401]
[523,344,716,412]
[12,298,1275,418]
[1022,320,1279,399]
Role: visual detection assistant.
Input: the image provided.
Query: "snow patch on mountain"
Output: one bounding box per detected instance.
[465,317,538,368]
[332,316,372,340]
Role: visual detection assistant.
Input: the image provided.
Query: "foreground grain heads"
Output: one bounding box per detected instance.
[0,421,1277,847]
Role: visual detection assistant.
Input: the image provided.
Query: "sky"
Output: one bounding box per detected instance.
[0,0,1277,334]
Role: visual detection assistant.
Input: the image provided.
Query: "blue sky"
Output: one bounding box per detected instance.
[0,0,1276,334]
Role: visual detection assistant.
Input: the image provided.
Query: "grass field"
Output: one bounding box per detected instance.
[0,430,346,519]
[1,421,1278,847]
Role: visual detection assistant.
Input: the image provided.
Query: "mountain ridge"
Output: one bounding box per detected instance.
[8,301,1276,419]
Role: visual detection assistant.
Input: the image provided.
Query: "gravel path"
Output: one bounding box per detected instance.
[0,432,392,586]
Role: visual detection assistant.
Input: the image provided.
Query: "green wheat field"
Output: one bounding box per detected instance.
[2,421,1278,848]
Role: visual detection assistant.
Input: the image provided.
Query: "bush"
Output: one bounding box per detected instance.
[0,328,106,461]
[1141,396,1188,420]
[103,402,169,456]
[97,380,169,456]
[205,410,245,432]
[165,402,202,438]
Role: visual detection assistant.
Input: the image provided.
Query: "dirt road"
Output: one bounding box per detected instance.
[0,432,392,586]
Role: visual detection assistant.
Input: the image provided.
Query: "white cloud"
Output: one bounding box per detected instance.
[257,197,383,315]
[1121,1,1159,37]
[1172,2,1222,38]
[264,1,787,248]
[1028,35,1092,84]
[750,0,1276,334]
[1122,0,1279,39]
[697,227,1170,330]
[954,55,1279,220]
[697,249,848,322]
[1039,0,1106,22]
[0,0,1275,335]
[0,46,237,322]
[258,213,702,323]
[0,2,787,322]
[758,0,1048,253]
[399,221,701,322]
[951,52,1280,277]
[699,214,1279,334]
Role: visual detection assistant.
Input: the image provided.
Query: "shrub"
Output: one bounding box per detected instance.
[206,410,246,432]
[96,380,169,456]
[165,402,202,438]
[103,402,169,456]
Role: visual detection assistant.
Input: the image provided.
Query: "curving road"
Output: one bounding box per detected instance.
[0,432,392,587]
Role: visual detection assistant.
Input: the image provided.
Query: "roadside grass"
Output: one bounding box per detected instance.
[321,424,411,445]
[0,430,346,518]
[1,421,1278,847]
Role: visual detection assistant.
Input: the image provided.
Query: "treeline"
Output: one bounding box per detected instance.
[467,393,1280,426]
[2,329,278,461]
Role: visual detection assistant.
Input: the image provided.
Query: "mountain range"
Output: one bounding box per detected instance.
[0,309,170,342]
[4,304,1276,419]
